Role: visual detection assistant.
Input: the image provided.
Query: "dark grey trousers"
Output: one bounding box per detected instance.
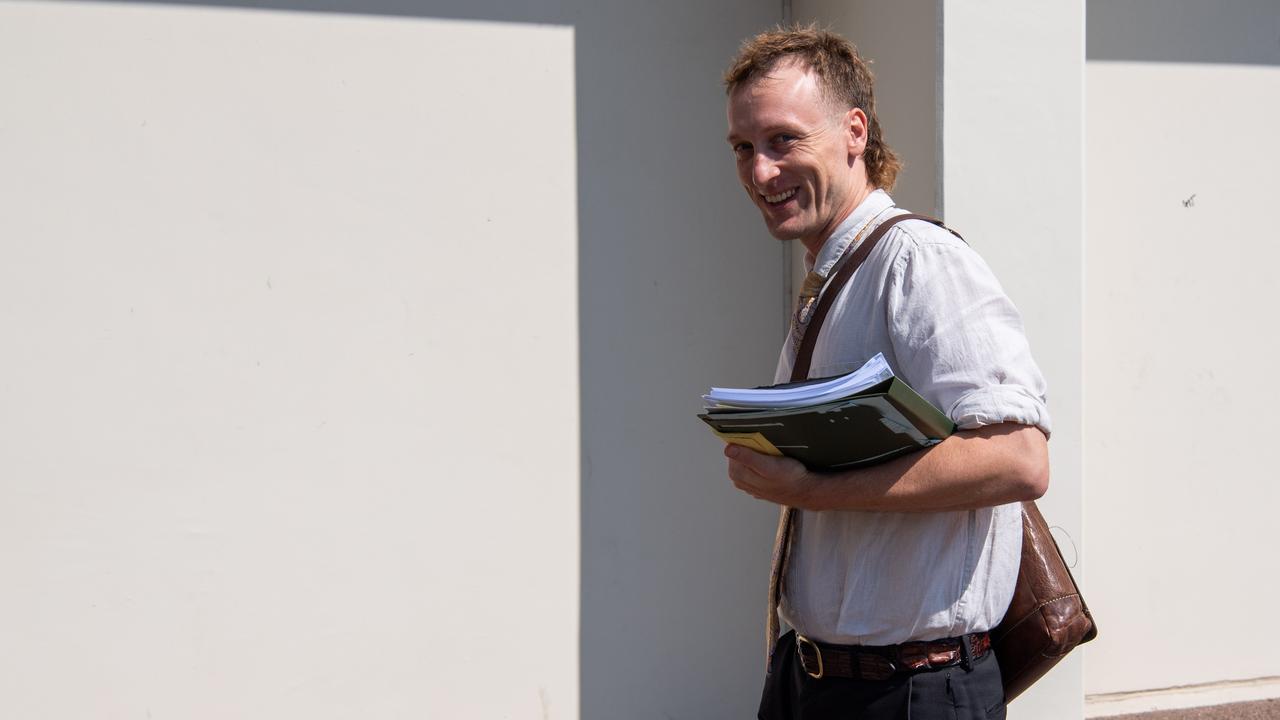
[758,631,1008,720]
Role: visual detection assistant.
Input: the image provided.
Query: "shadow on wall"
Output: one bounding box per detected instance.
[1088,0,1280,65]
[63,0,569,23]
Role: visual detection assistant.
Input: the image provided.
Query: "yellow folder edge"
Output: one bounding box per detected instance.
[710,429,784,457]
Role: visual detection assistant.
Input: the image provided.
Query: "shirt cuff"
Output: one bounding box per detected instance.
[949,385,1052,438]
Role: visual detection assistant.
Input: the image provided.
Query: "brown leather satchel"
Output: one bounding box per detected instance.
[992,501,1097,702]
[794,212,1097,702]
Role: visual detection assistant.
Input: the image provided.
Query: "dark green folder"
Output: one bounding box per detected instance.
[699,377,955,471]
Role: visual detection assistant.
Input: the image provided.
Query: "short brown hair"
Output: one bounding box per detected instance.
[724,25,902,191]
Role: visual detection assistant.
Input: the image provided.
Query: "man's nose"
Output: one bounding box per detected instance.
[752,153,780,188]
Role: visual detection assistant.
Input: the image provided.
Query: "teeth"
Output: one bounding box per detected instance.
[764,188,796,203]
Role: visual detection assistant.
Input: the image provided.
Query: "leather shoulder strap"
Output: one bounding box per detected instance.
[791,213,957,381]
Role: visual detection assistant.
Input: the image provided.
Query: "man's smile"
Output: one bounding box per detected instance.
[762,187,798,205]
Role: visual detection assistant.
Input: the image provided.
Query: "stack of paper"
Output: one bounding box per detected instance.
[703,353,894,409]
[698,354,955,470]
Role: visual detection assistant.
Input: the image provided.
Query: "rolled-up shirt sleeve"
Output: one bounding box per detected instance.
[884,232,1052,437]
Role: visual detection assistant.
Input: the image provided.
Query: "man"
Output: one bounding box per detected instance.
[722,28,1051,719]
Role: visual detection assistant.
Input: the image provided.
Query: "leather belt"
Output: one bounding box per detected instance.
[794,631,991,681]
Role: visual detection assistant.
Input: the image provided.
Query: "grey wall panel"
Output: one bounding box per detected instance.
[1088,0,1280,65]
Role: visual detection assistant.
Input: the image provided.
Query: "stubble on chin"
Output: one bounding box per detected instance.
[762,216,798,242]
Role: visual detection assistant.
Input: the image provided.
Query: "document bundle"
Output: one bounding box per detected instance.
[698,354,955,470]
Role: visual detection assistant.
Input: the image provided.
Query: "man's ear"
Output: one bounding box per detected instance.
[846,107,869,158]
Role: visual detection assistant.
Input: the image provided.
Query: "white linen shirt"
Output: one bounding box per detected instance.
[775,189,1051,645]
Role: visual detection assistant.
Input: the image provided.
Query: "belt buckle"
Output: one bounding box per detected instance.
[795,634,824,679]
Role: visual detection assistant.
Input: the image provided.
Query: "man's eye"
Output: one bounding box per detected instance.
[733,143,752,157]
[773,134,796,145]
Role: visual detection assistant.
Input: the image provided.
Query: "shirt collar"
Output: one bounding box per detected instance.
[805,188,896,276]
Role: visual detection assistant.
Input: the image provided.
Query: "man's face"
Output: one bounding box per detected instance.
[726,62,864,250]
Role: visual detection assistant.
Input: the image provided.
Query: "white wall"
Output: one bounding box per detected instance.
[0,4,579,717]
[942,2,1087,718]
[0,0,790,718]
[1084,59,1280,696]
[1082,0,1280,707]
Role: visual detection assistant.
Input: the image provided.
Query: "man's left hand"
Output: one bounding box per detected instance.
[724,444,820,508]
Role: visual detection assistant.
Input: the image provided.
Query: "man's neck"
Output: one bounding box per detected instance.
[800,182,877,258]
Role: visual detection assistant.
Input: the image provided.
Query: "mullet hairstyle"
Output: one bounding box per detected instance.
[723,25,902,191]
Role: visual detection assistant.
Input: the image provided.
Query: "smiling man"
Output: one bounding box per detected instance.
[723,28,1052,720]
